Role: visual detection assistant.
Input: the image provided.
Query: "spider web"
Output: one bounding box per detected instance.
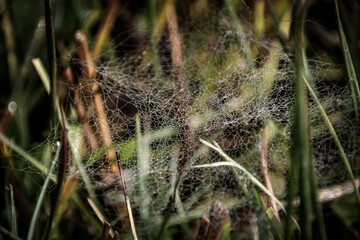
[7,1,360,237]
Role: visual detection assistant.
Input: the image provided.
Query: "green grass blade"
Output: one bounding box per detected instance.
[196,139,285,211]
[32,58,51,95]
[196,139,300,231]
[67,124,102,210]
[286,2,312,239]
[0,132,56,182]
[27,143,60,240]
[0,226,22,240]
[192,160,285,212]
[6,184,17,236]
[334,0,360,118]
[303,76,360,206]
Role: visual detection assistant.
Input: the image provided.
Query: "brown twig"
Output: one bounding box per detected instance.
[92,0,121,59]
[259,125,280,220]
[165,0,192,170]
[101,221,111,240]
[196,208,210,240]
[116,150,138,240]
[113,231,120,240]
[87,198,114,238]
[74,31,114,161]
[63,67,97,152]
[206,200,230,240]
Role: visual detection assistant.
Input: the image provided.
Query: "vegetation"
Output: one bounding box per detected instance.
[1,0,360,239]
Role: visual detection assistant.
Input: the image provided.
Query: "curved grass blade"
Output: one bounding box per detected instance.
[32,58,50,95]
[196,140,291,216]
[192,160,285,212]
[334,0,360,118]
[27,142,60,240]
[0,226,22,240]
[195,139,300,231]
[0,132,56,182]
[303,76,360,206]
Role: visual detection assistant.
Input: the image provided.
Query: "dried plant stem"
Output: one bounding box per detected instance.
[63,67,97,151]
[165,0,192,169]
[44,0,58,129]
[94,92,115,160]
[206,200,230,240]
[92,0,121,59]
[74,31,114,161]
[158,3,193,237]
[196,209,210,240]
[259,125,280,221]
[116,150,138,240]
[101,221,111,240]
[87,198,114,238]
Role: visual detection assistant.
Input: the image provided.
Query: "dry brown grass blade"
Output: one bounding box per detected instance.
[54,174,79,226]
[74,31,114,161]
[116,150,138,240]
[63,67,97,152]
[74,31,97,81]
[196,209,210,240]
[113,231,120,240]
[206,200,230,240]
[101,221,111,240]
[259,125,280,221]
[92,0,121,59]
[87,198,114,238]
[165,0,193,170]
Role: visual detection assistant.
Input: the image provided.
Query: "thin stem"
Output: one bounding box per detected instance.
[259,125,280,221]
[27,143,60,240]
[44,0,58,130]
[0,226,22,240]
[116,150,138,240]
[6,184,17,235]
[43,107,68,240]
[0,132,56,182]
[334,0,360,118]
[303,76,360,206]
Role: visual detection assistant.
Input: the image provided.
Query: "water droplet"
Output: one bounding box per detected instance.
[8,101,17,113]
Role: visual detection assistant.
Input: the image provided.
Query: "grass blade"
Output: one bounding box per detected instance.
[116,150,138,240]
[334,0,360,118]
[32,58,50,95]
[192,161,285,212]
[43,107,68,240]
[286,1,313,239]
[27,142,60,240]
[0,226,22,240]
[303,76,360,206]
[44,0,58,129]
[6,184,17,235]
[136,115,150,221]
[197,139,286,212]
[0,132,56,182]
